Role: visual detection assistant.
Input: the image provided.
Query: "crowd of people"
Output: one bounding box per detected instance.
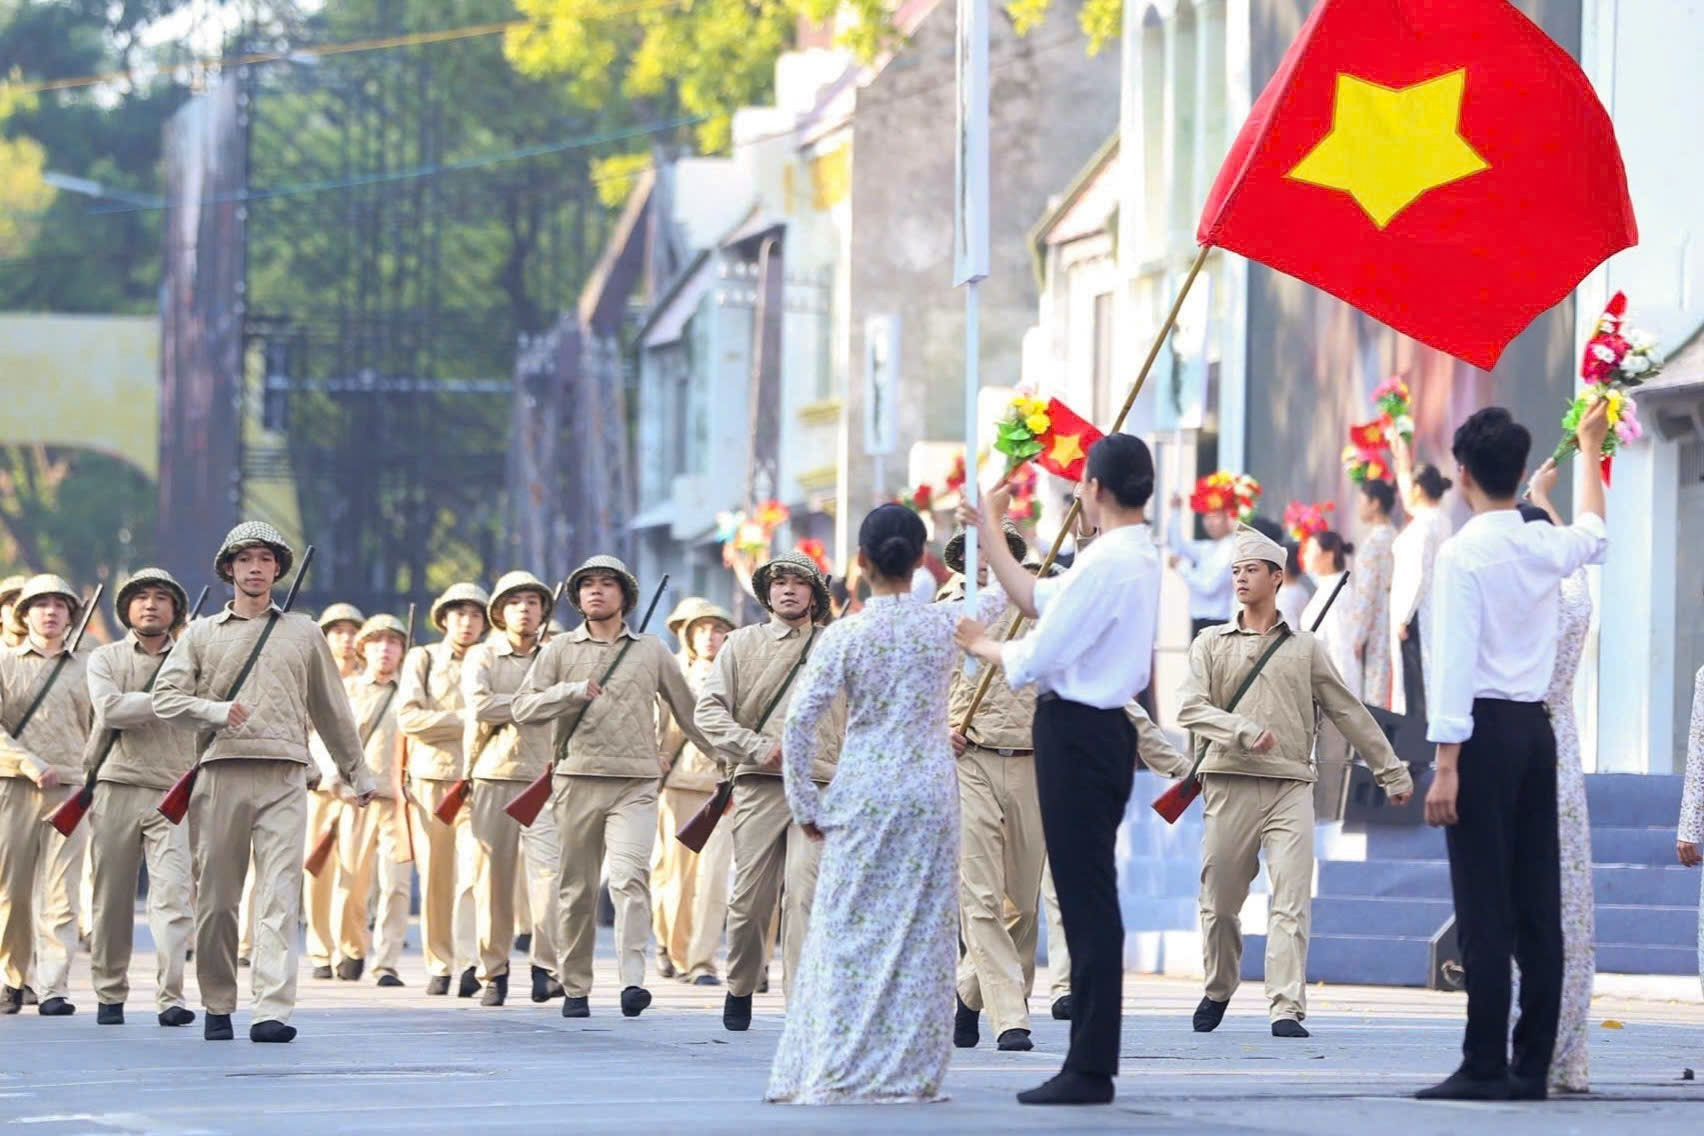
[1,396,1700,1109]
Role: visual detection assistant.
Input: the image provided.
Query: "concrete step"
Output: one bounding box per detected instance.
[1242,932,1433,987]
[1592,864,1699,907]
[1311,896,1452,938]
[1595,904,1697,947]
[1596,942,1697,976]
[1319,858,1453,900]
[1587,826,1682,866]
[1584,773,1684,828]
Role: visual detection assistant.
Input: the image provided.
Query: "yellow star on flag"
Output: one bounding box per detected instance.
[1287,69,1490,229]
[1047,432,1085,471]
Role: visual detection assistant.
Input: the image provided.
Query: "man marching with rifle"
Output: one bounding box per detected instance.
[0,575,96,1016]
[694,551,843,1033]
[513,556,710,1019]
[398,582,488,998]
[82,569,200,1027]
[300,602,367,980]
[153,522,373,1043]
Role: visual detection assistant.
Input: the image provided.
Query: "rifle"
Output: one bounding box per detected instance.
[504,575,669,827]
[676,623,818,854]
[158,547,316,824]
[1152,569,1351,823]
[434,579,566,825]
[48,584,210,837]
[395,602,418,864]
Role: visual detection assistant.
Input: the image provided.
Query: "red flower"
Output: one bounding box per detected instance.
[1348,418,1388,450]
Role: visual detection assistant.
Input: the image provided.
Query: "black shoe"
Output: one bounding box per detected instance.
[20,985,37,1006]
[1507,1075,1549,1102]
[513,932,531,953]
[480,974,508,1007]
[658,956,677,979]
[238,956,251,968]
[204,1013,234,1041]
[1415,1069,1513,1101]
[97,1003,125,1025]
[954,996,981,1048]
[1050,995,1072,1021]
[250,1019,297,1043]
[620,986,652,1018]
[1017,1071,1115,1106]
[1,986,21,1015]
[376,973,405,988]
[312,965,334,980]
[757,975,769,994]
[692,974,721,987]
[336,958,364,982]
[1192,996,1229,1033]
[998,1028,1035,1052]
[158,1006,196,1027]
[723,992,752,1032]
[426,975,451,996]
[1271,1019,1310,1038]
[457,967,479,998]
[530,965,559,1003]
[38,996,75,1017]
[562,995,589,1019]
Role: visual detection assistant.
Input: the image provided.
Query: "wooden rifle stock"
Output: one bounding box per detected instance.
[434,777,472,824]
[504,575,670,828]
[304,814,339,876]
[674,778,734,854]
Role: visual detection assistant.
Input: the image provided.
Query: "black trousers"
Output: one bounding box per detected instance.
[1401,616,1426,724]
[1033,696,1136,1079]
[1444,698,1562,1081]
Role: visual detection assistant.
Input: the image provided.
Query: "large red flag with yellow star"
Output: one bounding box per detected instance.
[1197,0,1635,371]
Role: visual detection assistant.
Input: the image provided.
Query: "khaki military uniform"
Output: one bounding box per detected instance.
[153,603,372,1024]
[84,634,196,1011]
[397,641,478,980]
[694,619,844,1000]
[512,625,711,996]
[0,641,92,1000]
[331,673,411,977]
[461,636,560,984]
[1177,616,1412,1022]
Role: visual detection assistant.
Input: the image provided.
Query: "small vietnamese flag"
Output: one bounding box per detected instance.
[1198,0,1636,371]
[1034,398,1103,481]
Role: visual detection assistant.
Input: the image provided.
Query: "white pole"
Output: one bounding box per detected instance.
[963,280,981,618]
[955,0,990,668]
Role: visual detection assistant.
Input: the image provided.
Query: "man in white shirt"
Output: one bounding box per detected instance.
[1168,492,1236,638]
[956,433,1161,1107]
[1417,402,1609,1103]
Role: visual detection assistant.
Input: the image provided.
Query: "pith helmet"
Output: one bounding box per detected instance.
[0,574,25,607]
[354,613,408,651]
[215,521,294,584]
[116,567,189,631]
[567,556,639,616]
[430,582,491,632]
[317,603,367,632]
[488,570,555,631]
[666,596,713,638]
[944,522,1028,576]
[681,602,735,639]
[752,551,830,622]
[14,574,80,623]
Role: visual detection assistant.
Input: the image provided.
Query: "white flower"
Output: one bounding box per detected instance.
[1627,329,1655,351]
[1592,343,1619,364]
[1620,353,1652,376]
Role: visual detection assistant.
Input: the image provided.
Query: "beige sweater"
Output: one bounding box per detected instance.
[695,618,843,783]
[942,592,1037,753]
[396,642,469,782]
[660,652,721,793]
[345,673,402,799]
[459,635,553,782]
[152,603,371,793]
[84,634,194,790]
[0,640,92,783]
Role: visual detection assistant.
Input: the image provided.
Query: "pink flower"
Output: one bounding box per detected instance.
[1615,399,1643,444]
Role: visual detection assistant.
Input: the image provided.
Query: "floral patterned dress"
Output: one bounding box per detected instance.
[1679,666,1704,996]
[1354,521,1396,708]
[1545,569,1594,1093]
[766,588,1004,1105]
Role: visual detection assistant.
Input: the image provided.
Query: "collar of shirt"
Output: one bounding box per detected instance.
[864,592,918,608]
[1216,612,1291,637]
[16,636,72,659]
[124,631,171,657]
[492,634,541,658]
[213,601,283,623]
[763,617,809,640]
[566,622,635,644]
[354,673,397,690]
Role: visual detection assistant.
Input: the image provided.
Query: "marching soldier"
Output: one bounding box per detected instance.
[85,568,197,1027]
[0,575,93,1016]
[331,614,414,987]
[695,551,844,1032]
[301,602,366,979]
[513,556,713,1018]
[654,598,736,984]
[461,571,563,1007]
[153,522,373,1043]
[397,582,488,997]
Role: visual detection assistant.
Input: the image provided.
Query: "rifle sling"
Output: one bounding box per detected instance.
[11,651,74,742]
[195,611,284,757]
[551,634,644,764]
[359,684,400,749]
[84,650,174,790]
[1185,626,1293,780]
[726,626,819,783]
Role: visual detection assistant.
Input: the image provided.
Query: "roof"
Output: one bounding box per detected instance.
[1027,133,1120,286]
[577,166,656,334]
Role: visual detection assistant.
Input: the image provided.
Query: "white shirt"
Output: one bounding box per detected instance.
[1388,505,1453,716]
[910,566,938,604]
[1167,512,1235,620]
[1426,510,1607,744]
[1303,570,1363,696]
[1001,523,1161,709]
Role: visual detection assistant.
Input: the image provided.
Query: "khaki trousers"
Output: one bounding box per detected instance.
[333,796,411,975]
[89,782,194,1009]
[411,777,477,978]
[1199,773,1314,1021]
[1040,861,1070,1001]
[553,775,656,995]
[724,776,820,999]
[0,780,87,1000]
[954,747,1046,1034]
[651,786,707,971]
[682,797,733,978]
[302,788,342,967]
[190,759,309,1022]
[470,778,559,982]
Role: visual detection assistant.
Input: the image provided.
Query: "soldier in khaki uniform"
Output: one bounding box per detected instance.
[461,571,563,1007]
[153,522,373,1043]
[0,575,92,1016]
[398,582,488,997]
[299,602,366,979]
[84,568,198,1027]
[514,555,712,1019]
[695,550,844,1032]
[331,615,414,986]
[653,598,736,984]
[1174,525,1413,1038]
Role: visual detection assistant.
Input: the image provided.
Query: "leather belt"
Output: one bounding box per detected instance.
[973,745,1034,757]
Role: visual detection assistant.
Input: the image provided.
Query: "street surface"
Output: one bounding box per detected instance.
[1,927,1699,1135]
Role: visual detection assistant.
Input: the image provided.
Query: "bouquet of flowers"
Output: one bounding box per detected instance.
[1554,292,1658,483]
[1189,471,1261,522]
[899,483,937,513]
[715,499,791,567]
[1342,418,1393,483]
[1373,376,1414,440]
[1005,461,1040,522]
[944,453,967,496]
[795,538,831,576]
[993,391,1102,481]
[994,394,1053,470]
[1283,500,1334,543]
